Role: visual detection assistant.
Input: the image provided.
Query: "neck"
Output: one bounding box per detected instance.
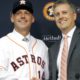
[15,28,29,36]
[62,26,75,34]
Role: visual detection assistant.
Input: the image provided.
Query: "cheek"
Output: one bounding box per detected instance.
[67,13,75,19]
[29,17,34,23]
[68,15,75,23]
[54,17,58,23]
[56,22,61,28]
[11,17,17,22]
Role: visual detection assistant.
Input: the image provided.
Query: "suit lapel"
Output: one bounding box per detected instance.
[53,40,61,76]
[55,40,61,79]
[55,40,61,59]
[68,27,80,64]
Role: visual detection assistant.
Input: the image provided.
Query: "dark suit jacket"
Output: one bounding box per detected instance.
[49,27,80,80]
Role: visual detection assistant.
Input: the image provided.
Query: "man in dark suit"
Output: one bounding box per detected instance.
[49,1,80,80]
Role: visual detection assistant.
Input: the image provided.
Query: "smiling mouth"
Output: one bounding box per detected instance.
[18,20,28,23]
[59,19,67,24]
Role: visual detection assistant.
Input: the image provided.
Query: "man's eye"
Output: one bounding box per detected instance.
[62,11,68,14]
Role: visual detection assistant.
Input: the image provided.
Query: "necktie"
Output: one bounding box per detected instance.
[22,37,29,42]
[60,35,68,80]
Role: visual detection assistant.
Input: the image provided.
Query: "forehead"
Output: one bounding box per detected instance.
[54,3,72,12]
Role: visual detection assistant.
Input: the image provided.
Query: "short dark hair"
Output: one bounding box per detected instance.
[53,1,76,13]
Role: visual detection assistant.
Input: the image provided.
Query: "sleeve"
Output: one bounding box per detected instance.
[0,44,18,80]
[44,45,49,80]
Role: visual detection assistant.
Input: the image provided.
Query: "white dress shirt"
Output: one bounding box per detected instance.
[57,26,76,80]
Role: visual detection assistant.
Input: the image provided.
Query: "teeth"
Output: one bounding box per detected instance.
[19,20,27,23]
[59,20,67,24]
[21,21,25,23]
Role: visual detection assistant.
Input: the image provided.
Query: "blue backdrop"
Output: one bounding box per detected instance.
[0,0,80,47]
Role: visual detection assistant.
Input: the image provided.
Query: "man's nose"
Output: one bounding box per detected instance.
[21,13,25,18]
[58,13,63,19]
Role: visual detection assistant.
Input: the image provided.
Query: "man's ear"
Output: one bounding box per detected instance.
[74,12,77,21]
[10,12,14,23]
[32,16,35,23]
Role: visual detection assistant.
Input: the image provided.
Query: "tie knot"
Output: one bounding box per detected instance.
[63,34,68,39]
[22,37,29,42]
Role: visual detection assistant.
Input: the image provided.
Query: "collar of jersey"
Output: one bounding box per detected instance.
[12,29,31,41]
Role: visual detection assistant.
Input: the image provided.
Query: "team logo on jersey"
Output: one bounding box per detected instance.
[43,2,55,21]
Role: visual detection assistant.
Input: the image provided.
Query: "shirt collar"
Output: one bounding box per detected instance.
[12,29,31,41]
[62,26,76,38]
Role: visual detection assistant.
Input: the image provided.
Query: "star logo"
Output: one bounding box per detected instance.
[43,2,55,21]
[20,0,26,5]
[48,7,54,16]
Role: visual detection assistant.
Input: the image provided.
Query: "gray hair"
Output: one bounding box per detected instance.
[53,1,76,13]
